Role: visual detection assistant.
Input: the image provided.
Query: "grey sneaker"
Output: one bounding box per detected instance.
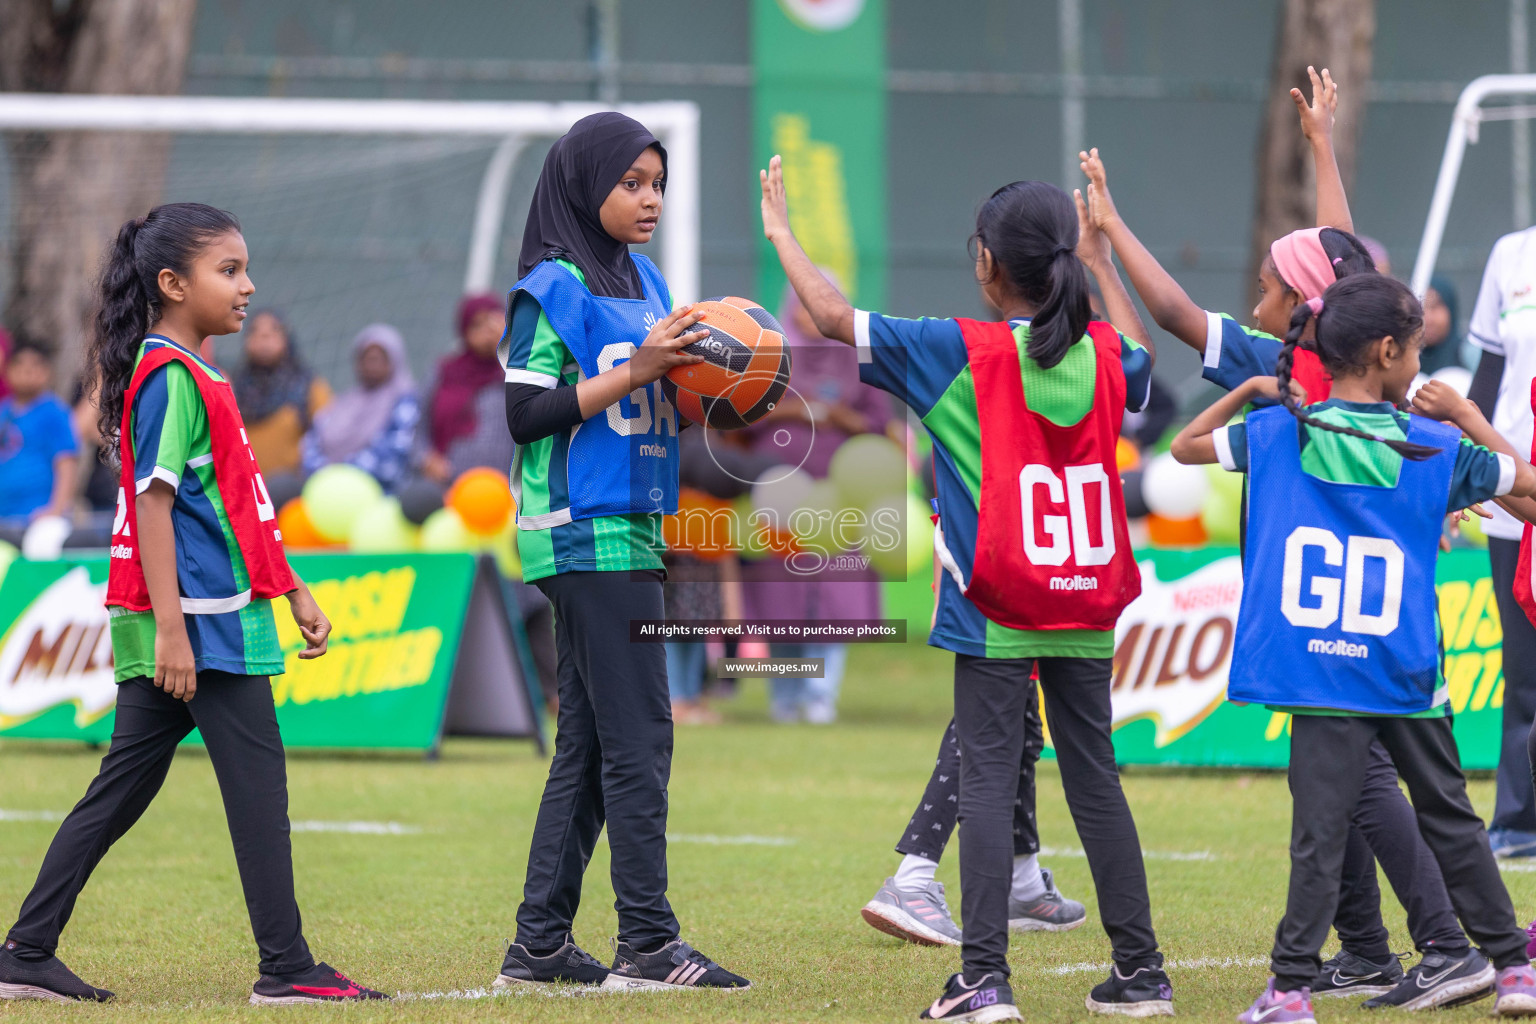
[1008,868,1087,932]
[861,877,963,947]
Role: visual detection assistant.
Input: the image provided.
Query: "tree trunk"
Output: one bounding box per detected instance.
[1247,0,1375,314]
[0,0,198,379]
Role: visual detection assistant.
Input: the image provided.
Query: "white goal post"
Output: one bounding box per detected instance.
[1413,74,1536,298]
[0,93,701,303]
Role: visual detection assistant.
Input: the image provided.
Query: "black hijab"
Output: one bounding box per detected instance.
[517,112,667,300]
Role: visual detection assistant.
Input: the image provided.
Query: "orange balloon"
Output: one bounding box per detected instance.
[1115,436,1141,473]
[277,497,331,549]
[447,468,514,535]
[664,488,737,561]
[1146,513,1208,548]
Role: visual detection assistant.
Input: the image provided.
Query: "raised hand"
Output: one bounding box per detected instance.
[760,154,792,243]
[1077,148,1121,232]
[1074,187,1110,272]
[1291,65,1337,144]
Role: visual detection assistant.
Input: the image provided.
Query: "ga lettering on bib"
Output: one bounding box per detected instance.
[508,254,680,527]
[1231,406,1458,714]
[953,318,1140,632]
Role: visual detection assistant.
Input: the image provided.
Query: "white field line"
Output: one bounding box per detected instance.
[290,820,421,835]
[1499,860,1536,873]
[1038,845,1216,862]
[1048,955,1268,977]
[668,833,796,846]
[0,809,65,822]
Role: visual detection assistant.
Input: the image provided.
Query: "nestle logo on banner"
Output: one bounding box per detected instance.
[0,567,118,728]
[1049,575,1099,591]
[1110,556,1244,745]
[1308,637,1369,659]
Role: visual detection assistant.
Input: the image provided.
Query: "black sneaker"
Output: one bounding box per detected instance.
[1311,949,1407,998]
[1086,963,1175,1017]
[248,961,389,1005]
[606,938,750,991]
[493,937,611,990]
[920,972,1022,1022]
[1361,949,1495,1011]
[0,945,113,1003]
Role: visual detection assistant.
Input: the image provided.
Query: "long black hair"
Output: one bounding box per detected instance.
[1275,274,1438,461]
[971,181,1089,369]
[88,203,241,458]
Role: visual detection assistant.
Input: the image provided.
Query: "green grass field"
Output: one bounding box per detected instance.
[1,639,1530,1023]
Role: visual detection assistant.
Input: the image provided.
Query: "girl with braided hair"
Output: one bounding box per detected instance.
[1172,273,1536,1022]
[1084,69,1496,1009]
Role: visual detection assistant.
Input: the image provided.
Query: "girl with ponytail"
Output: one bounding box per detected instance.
[0,204,385,1006]
[1096,68,1497,1006]
[761,146,1171,1019]
[1171,273,1536,1021]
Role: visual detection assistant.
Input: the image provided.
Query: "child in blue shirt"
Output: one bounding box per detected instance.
[0,342,77,525]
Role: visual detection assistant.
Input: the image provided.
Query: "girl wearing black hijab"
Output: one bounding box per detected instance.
[492,112,751,992]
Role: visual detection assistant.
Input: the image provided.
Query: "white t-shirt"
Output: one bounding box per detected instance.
[1469,226,1536,539]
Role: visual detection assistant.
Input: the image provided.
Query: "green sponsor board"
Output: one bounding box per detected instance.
[753,0,886,310]
[1037,547,1504,768]
[0,553,531,752]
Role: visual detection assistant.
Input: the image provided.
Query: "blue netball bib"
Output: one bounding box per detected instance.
[510,254,680,523]
[1230,406,1458,714]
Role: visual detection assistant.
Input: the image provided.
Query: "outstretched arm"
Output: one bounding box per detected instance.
[760,155,855,345]
[1294,66,1353,233]
[1412,379,1536,498]
[1171,376,1293,465]
[1080,148,1208,354]
[1075,184,1154,365]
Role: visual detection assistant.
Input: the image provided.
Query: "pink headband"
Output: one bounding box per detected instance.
[1269,227,1336,302]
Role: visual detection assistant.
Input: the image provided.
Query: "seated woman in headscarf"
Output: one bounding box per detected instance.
[418,294,509,482]
[1421,273,1476,374]
[233,310,331,475]
[302,324,419,492]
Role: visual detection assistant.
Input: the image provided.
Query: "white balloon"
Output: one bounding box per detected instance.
[1430,365,1473,398]
[21,514,72,560]
[1142,453,1209,520]
[751,465,816,529]
[1407,373,1430,405]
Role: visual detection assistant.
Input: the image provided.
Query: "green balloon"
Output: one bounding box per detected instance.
[419,507,474,552]
[348,498,418,553]
[789,479,843,554]
[829,434,908,509]
[302,464,384,543]
[860,493,933,580]
[1201,464,1244,545]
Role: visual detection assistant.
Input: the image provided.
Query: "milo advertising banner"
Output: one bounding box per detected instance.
[1072,547,1507,768]
[0,553,541,753]
[754,0,886,309]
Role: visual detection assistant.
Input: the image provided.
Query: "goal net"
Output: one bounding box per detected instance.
[0,95,699,385]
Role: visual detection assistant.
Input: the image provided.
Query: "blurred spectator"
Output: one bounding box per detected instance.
[69,379,117,512]
[0,327,11,403]
[665,430,776,725]
[420,293,508,482]
[302,324,419,492]
[0,342,78,527]
[1358,235,1391,275]
[1421,273,1476,374]
[233,309,331,476]
[739,283,893,724]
